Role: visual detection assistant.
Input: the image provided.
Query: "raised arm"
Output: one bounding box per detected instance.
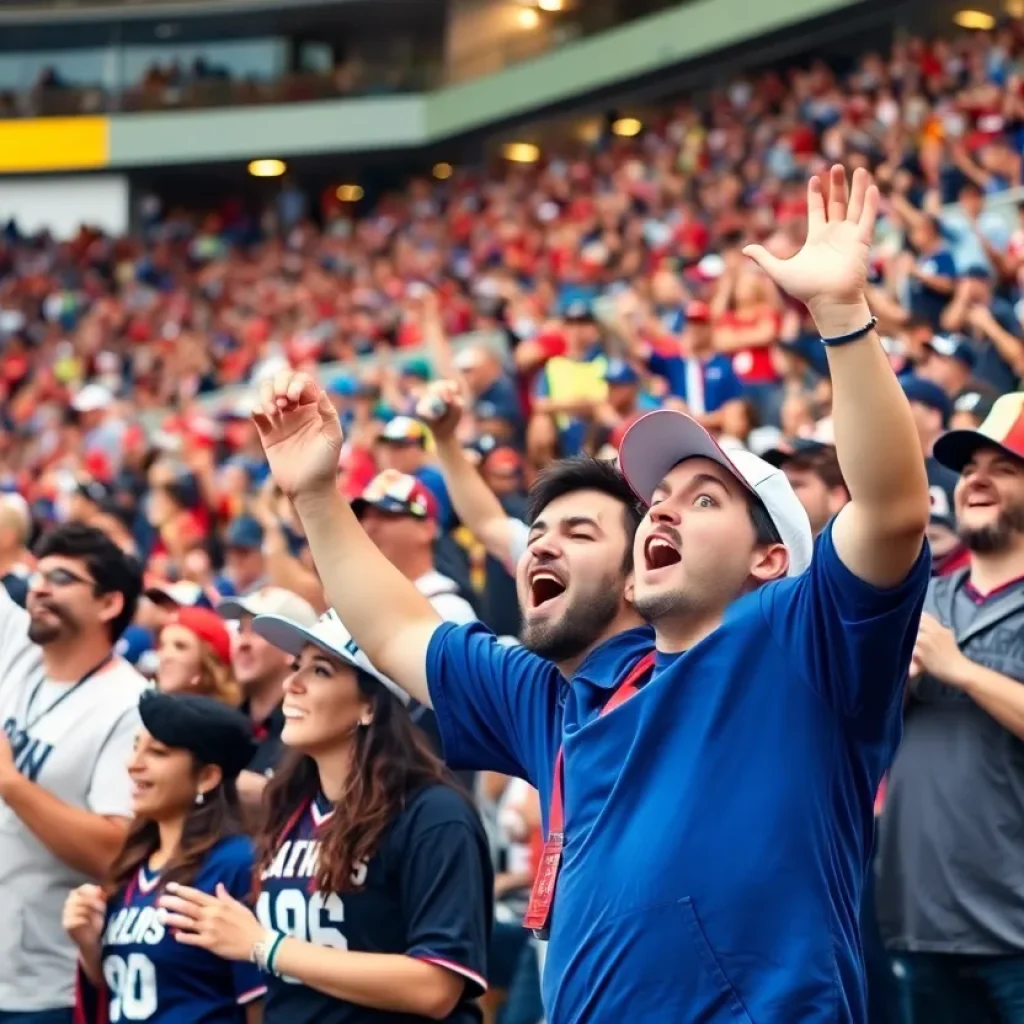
[253,372,440,706]
[416,380,524,572]
[745,165,929,587]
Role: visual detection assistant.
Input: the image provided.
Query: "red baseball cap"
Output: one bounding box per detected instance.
[167,607,233,666]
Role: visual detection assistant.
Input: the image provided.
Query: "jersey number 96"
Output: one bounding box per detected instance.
[256,889,347,984]
[104,953,157,1022]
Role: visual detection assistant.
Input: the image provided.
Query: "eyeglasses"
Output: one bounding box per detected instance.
[29,567,94,590]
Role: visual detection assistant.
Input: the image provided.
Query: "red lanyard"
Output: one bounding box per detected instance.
[523,651,656,936]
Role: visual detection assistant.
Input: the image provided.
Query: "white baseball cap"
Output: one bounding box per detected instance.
[217,587,319,627]
[71,383,113,413]
[618,409,813,577]
[252,608,411,706]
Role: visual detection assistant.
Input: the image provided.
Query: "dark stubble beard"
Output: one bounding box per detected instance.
[633,588,694,626]
[27,606,76,646]
[521,573,623,664]
[959,503,1024,554]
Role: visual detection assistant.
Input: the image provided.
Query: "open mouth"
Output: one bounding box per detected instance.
[131,781,154,797]
[529,568,567,609]
[282,705,307,720]
[644,535,682,571]
[964,492,998,509]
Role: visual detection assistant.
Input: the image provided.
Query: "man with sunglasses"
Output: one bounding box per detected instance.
[0,522,146,1024]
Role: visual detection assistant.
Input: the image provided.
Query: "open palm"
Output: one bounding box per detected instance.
[253,370,344,498]
[743,165,878,312]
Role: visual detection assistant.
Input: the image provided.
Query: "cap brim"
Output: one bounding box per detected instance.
[252,614,334,660]
[761,441,829,469]
[216,597,256,620]
[618,409,752,504]
[761,448,791,469]
[932,429,1019,473]
[251,614,411,706]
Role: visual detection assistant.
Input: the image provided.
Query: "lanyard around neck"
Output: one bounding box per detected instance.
[22,654,113,734]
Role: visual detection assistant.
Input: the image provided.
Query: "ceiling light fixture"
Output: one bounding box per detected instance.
[953,9,996,29]
[502,142,541,163]
[247,159,286,178]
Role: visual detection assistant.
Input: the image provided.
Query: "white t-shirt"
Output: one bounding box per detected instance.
[415,570,477,625]
[0,588,146,1011]
[507,517,530,570]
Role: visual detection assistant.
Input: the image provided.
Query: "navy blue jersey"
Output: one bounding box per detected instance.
[99,834,265,1023]
[257,784,492,1024]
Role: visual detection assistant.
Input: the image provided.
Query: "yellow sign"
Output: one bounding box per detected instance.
[0,117,109,173]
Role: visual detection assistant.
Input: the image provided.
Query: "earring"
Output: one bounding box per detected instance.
[194,792,205,806]
[359,718,372,729]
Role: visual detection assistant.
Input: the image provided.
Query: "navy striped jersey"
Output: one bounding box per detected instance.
[99,834,265,1023]
[257,784,492,1024]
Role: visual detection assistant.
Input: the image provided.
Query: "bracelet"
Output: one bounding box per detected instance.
[265,932,285,976]
[820,316,878,347]
[251,929,284,974]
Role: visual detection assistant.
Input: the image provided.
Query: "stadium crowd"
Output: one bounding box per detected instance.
[0,17,1022,1024]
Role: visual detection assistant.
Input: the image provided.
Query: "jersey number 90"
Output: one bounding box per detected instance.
[256,889,347,984]
[104,953,157,1022]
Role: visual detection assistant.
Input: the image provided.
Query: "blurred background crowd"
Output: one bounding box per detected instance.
[1,0,1024,1020]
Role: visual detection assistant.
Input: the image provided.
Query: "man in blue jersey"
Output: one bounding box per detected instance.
[601,166,928,1023]
[252,166,929,1024]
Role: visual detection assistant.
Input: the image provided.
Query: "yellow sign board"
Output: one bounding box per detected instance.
[0,117,109,173]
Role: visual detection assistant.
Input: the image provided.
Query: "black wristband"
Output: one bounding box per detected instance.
[820,316,878,347]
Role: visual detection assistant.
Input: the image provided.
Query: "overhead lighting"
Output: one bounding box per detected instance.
[538,0,564,9]
[612,117,643,138]
[953,8,995,28]
[248,158,286,178]
[335,184,364,202]
[577,119,602,144]
[432,162,454,180]
[502,142,540,164]
[517,7,540,28]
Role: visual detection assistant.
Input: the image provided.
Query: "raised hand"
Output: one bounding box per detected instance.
[415,379,464,443]
[253,370,344,500]
[742,165,878,334]
[62,884,107,951]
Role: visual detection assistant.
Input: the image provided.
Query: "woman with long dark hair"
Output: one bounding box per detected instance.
[158,609,492,1024]
[63,692,265,1024]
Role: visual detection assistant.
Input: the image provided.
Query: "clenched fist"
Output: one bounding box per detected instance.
[63,884,107,952]
[415,380,465,443]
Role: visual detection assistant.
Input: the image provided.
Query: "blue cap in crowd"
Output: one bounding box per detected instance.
[926,334,976,369]
[927,459,959,531]
[115,623,155,666]
[225,515,265,551]
[474,400,502,421]
[604,359,640,386]
[564,300,596,323]
[901,376,953,426]
[329,376,358,398]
